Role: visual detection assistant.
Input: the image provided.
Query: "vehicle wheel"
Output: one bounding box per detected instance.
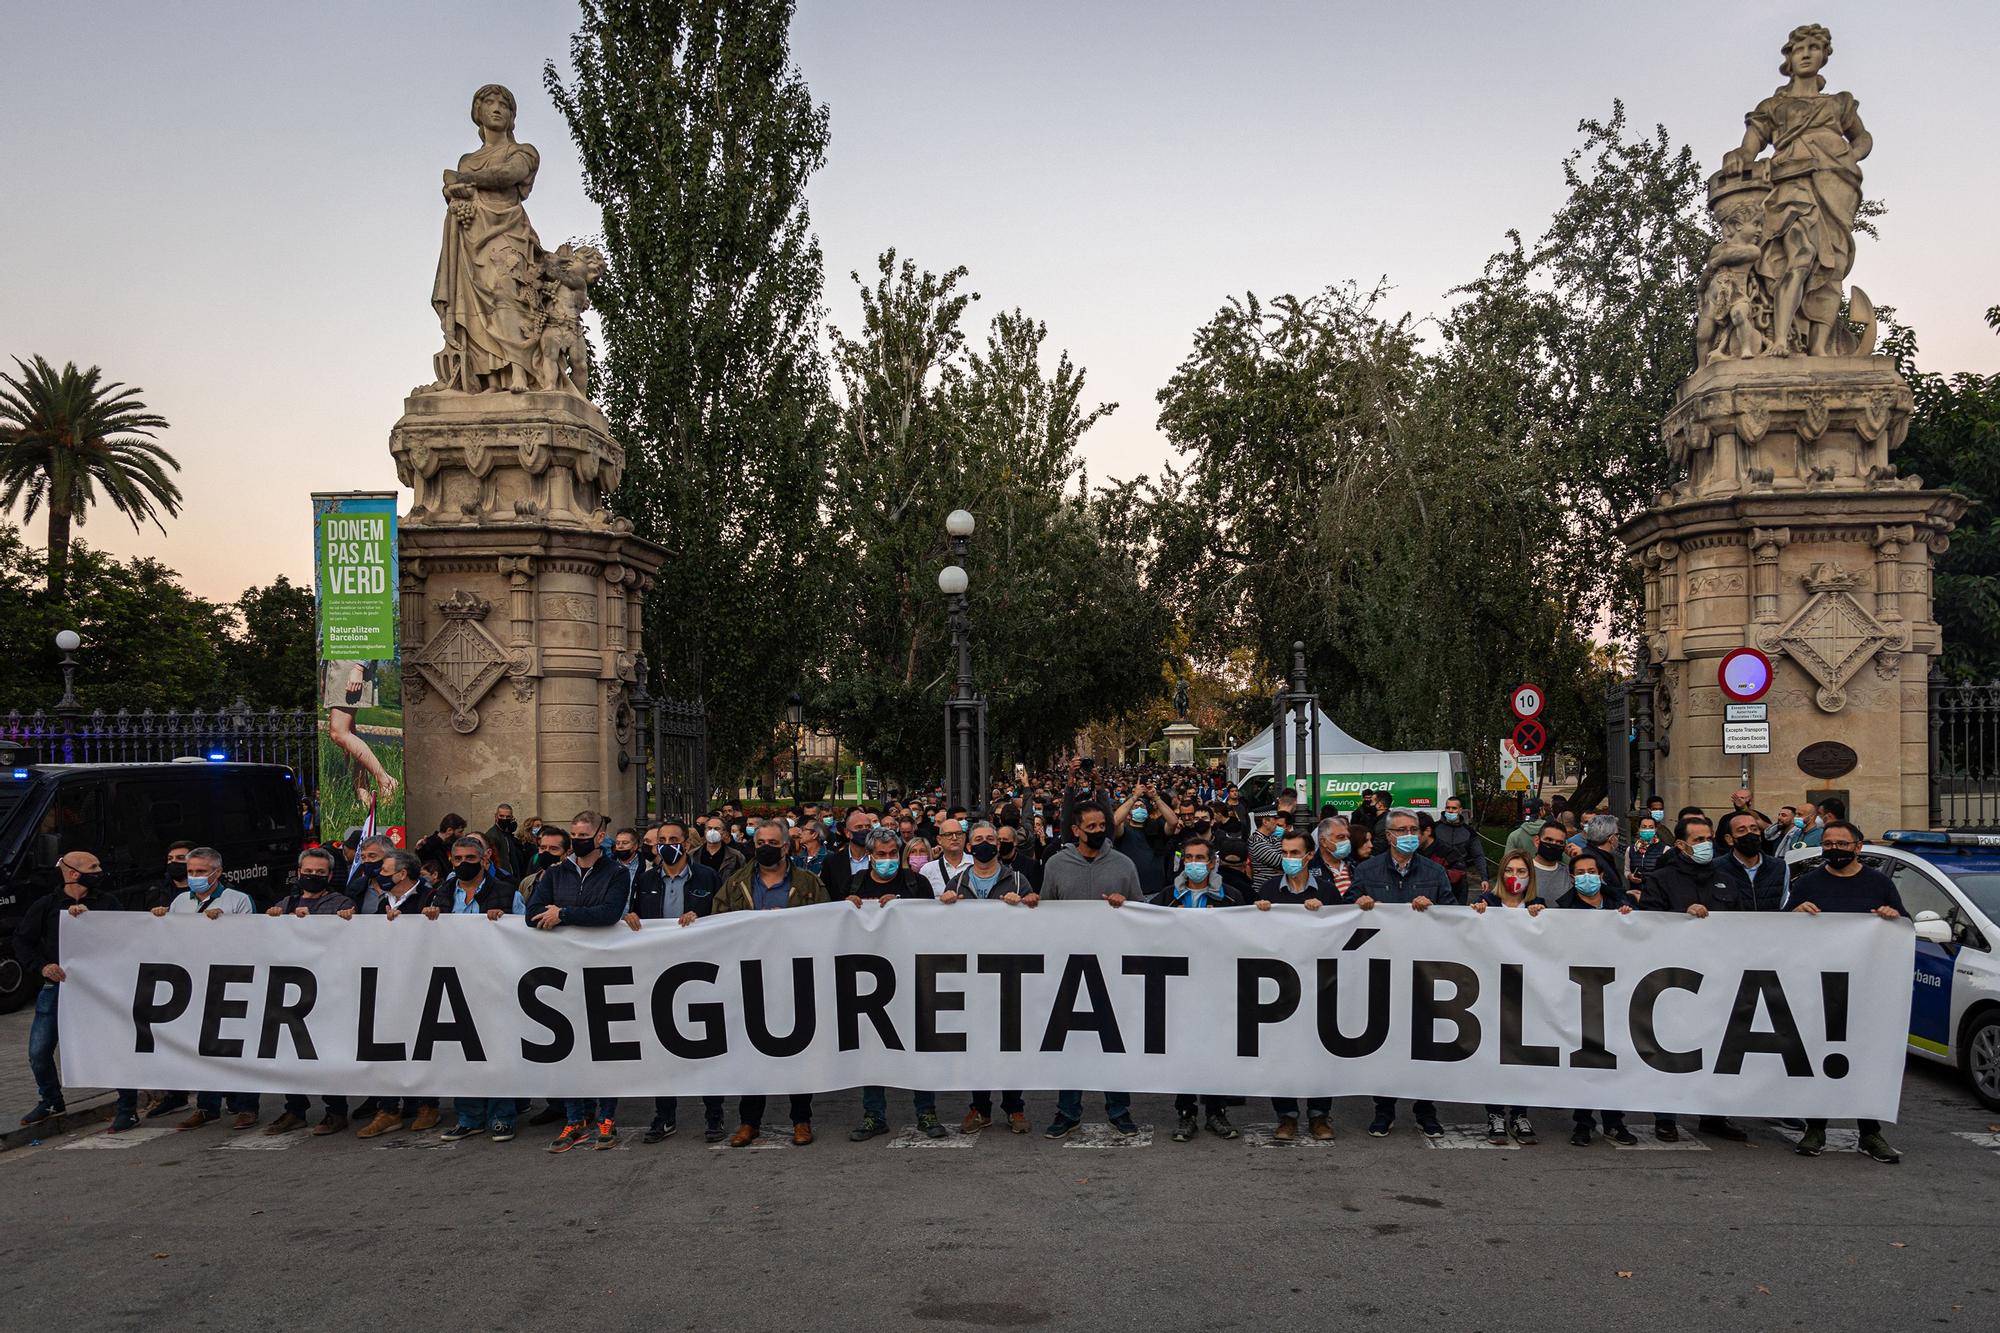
[0,955,31,1014]
[1962,1010,2000,1112]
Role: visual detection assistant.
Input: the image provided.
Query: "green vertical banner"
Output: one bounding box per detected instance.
[312,493,404,851]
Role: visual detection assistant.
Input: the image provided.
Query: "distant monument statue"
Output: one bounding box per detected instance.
[1173,677,1190,720]
[1619,25,1964,831]
[388,84,663,837]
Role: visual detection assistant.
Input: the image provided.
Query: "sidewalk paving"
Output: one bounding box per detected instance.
[0,1001,116,1150]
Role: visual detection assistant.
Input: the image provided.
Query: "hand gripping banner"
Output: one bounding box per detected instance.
[59,902,1912,1119]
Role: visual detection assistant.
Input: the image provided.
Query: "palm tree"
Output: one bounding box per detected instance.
[0,356,180,600]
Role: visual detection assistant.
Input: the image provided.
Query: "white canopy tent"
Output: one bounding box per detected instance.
[1226,706,1378,781]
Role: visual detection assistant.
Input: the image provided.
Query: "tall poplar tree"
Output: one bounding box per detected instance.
[547,0,834,782]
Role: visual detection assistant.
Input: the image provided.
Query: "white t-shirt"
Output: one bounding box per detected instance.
[919,855,968,897]
[166,885,255,914]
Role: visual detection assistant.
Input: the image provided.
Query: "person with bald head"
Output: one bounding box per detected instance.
[16,850,141,1132]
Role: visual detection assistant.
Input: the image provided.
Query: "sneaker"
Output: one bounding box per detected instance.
[312,1115,348,1136]
[1699,1116,1749,1142]
[1793,1127,1826,1157]
[642,1120,673,1145]
[961,1109,992,1134]
[1007,1112,1029,1134]
[703,1117,726,1143]
[19,1101,64,1127]
[547,1123,588,1154]
[1654,1122,1680,1144]
[848,1115,889,1142]
[263,1112,307,1135]
[1108,1113,1140,1137]
[356,1110,404,1139]
[1608,1125,1638,1147]
[1417,1119,1445,1140]
[1510,1114,1537,1146]
[109,1111,140,1133]
[1273,1115,1298,1142]
[1486,1113,1509,1145]
[1042,1116,1079,1140]
[1205,1111,1240,1140]
[144,1094,189,1121]
[1309,1115,1336,1141]
[410,1106,441,1133]
[528,1104,565,1128]
[176,1109,217,1131]
[1172,1112,1198,1143]
[1570,1124,1593,1147]
[439,1123,484,1143]
[1367,1115,1393,1138]
[1858,1132,1901,1164]
[593,1118,618,1149]
[916,1111,948,1139]
[490,1122,516,1143]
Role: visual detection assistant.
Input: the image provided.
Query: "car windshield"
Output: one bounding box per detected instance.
[1941,870,2000,922]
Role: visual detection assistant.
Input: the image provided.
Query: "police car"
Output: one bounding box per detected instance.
[1788,830,2000,1110]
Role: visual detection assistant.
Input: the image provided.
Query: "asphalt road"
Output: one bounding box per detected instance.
[3,1059,1995,1332]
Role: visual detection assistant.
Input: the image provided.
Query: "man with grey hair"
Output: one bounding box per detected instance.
[360,849,427,916]
[1354,808,1454,1140]
[262,848,356,1137]
[152,848,261,1130]
[1308,814,1360,904]
[345,832,398,900]
[842,826,939,1140]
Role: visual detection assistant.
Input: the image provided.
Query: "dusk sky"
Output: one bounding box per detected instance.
[7,1,1996,603]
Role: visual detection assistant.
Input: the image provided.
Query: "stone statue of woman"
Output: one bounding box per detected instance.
[1720,24,1872,358]
[423,84,545,394]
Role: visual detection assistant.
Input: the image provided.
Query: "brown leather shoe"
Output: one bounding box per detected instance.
[1309,1115,1336,1141]
[1273,1115,1298,1141]
[1007,1112,1029,1134]
[728,1123,759,1148]
[263,1112,306,1136]
[356,1110,404,1138]
[231,1111,260,1131]
[312,1115,349,1136]
[961,1109,991,1134]
[410,1106,441,1132]
[176,1110,217,1131]
[792,1122,814,1146]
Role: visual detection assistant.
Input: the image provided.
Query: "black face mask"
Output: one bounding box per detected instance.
[753,844,786,868]
[167,860,188,882]
[661,842,684,862]
[453,861,483,883]
[296,873,330,892]
[76,870,110,892]
[535,850,562,869]
[997,843,1017,861]
[1083,829,1109,851]
[1536,842,1564,862]
[849,829,869,848]
[496,818,517,832]
[616,849,636,862]
[970,842,999,865]
[1822,847,1859,871]
[355,863,382,883]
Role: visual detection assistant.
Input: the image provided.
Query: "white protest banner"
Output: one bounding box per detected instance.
[59,902,1912,1118]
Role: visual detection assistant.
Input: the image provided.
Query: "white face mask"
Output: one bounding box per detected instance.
[704,829,723,845]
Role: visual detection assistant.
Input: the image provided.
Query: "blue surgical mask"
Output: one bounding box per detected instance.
[872,858,900,878]
[1394,834,1421,855]
[1333,839,1352,859]
[1638,828,1657,843]
[1689,842,1715,865]
[1574,873,1603,895]
[1443,811,1460,823]
[1131,806,1148,824]
[1793,816,1806,830]
[1281,856,1305,877]
[187,875,212,893]
[1184,861,1211,883]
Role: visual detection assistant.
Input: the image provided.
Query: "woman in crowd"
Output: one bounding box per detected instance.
[1473,850,1544,1144]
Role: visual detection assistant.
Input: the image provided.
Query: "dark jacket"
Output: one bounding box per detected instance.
[134,874,189,912]
[944,864,1033,902]
[1001,851,1043,891]
[835,866,929,903]
[1428,820,1488,883]
[632,860,721,919]
[415,876,514,914]
[1306,857,1362,906]
[698,842,746,879]
[819,848,873,901]
[16,883,126,977]
[484,824,527,879]
[1249,870,1319,905]
[1352,851,1458,904]
[1148,878,1248,908]
[1637,847,1735,914]
[1553,886,1623,911]
[271,890,358,915]
[523,854,627,926]
[1712,851,1787,912]
[714,862,827,913]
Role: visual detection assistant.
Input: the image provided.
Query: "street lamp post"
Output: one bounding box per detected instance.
[787,691,804,798]
[54,629,82,738]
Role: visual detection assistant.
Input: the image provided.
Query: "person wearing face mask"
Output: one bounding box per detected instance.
[1354,810,1454,1140]
[1636,814,1749,1143]
[261,848,358,1138]
[607,826,647,909]
[1113,782,1175,895]
[151,848,261,1130]
[1550,849,1638,1147]
[136,838,198,912]
[1429,796,1489,898]
[1244,835,1334,1140]
[696,814,745,879]
[484,803,525,879]
[839,827,942,1141]
[17,850,142,1132]
[1246,808,1287,876]
[1714,811,1786,912]
[996,823,1042,891]
[1525,823,1573,903]
[1039,801,1142,1140]
[1250,831,1324,909]
[1502,797,1549,861]
[1471,850,1547,1145]
[1305,816,1360,905]
[1784,820,1906,1163]
[343,832,397,900]
[619,817,724,1144]
[1763,804,1806,859]
[820,808,875,900]
[940,822,1034,1134]
[1151,835,1247,1142]
[1626,815,1666,900]
[904,836,935,880]
[529,813,630,1153]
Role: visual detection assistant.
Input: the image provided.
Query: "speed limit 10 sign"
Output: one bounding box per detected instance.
[1510,684,1545,719]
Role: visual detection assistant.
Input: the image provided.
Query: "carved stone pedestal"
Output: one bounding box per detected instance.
[1620,359,1965,829]
[390,391,664,836]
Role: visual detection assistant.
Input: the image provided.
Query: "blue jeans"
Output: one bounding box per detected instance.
[1056,1090,1130,1123]
[1271,1097,1332,1118]
[563,1098,617,1124]
[282,1095,349,1119]
[197,1091,260,1114]
[862,1087,936,1121]
[454,1097,518,1129]
[28,987,136,1114]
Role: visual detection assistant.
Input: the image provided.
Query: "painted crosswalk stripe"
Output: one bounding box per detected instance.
[58,1127,178,1151]
[1239,1122,1337,1149]
[213,1135,302,1151]
[1950,1131,2000,1153]
[1422,1123,1519,1150]
[1613,1122,1711,1151]
[885,1125,977,1148]
[707,1135,793,1151]
[1060,1123,1153,1149]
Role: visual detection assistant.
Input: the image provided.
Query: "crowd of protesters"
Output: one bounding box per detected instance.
[17,765,1904,1164]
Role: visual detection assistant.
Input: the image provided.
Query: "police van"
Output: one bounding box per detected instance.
[0,760,306,1012]
[1788,830,2000,1110]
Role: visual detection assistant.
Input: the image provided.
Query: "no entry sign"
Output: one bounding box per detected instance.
[1719,648,1774,703]
[1511,718,1547,758]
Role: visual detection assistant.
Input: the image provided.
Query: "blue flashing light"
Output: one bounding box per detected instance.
[206,750,228,762]
[10,768,28,780]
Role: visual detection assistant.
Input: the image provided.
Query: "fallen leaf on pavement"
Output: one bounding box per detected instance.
[1616,1271,1633,1280]
[1889,1242,1907,1248]
[1754,1285,1770,1295]
[151,1253,169,1260]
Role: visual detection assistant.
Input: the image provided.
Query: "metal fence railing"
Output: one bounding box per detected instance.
[0,704,320,804]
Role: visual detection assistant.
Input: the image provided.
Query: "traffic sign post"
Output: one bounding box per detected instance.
[1717,648,1775,785]
[1511,718,1547,758]
[1510,684,1545,720]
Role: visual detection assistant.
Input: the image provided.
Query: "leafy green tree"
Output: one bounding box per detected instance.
[226,575,318,709]
[0,356,180,601]
[547,0,836,783]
